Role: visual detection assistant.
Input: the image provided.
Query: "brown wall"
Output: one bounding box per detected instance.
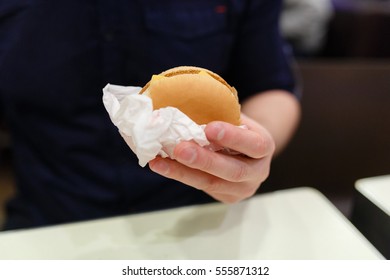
[260,60,390,216]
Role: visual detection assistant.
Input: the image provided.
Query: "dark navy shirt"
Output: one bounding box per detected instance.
[0,0,296,230]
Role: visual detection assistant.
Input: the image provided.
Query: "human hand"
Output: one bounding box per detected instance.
[148,114,275,203]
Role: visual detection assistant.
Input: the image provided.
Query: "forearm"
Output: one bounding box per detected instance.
[241,90,301,156]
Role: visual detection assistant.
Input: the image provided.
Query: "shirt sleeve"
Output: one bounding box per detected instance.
[228,0,299,100]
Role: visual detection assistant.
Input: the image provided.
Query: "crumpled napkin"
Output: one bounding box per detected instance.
[102,84,210,167]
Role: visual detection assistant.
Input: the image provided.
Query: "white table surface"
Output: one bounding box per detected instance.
[0,187,384,260]
[356,175,390,216]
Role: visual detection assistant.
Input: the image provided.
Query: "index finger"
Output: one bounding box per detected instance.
[204,121,275,159]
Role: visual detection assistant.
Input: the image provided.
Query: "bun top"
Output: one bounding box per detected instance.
[140,66,241,125]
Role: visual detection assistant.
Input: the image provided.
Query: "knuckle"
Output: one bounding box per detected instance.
[254,133,274,158]
[254,137,267,157]
[198,152,214,171]
[204,177,224,194]
[231,163,248,182]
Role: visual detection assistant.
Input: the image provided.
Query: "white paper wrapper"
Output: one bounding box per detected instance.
[102,84,210,167]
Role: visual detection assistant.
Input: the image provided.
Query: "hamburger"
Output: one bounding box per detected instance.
[139,66,241,125]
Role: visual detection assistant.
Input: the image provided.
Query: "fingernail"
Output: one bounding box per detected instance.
[179,147,197,164]
[214,123,225,141]
[150,160,169,175]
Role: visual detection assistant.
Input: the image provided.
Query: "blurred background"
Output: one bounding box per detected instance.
[1,0,389,225]
[262,0,390,219]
